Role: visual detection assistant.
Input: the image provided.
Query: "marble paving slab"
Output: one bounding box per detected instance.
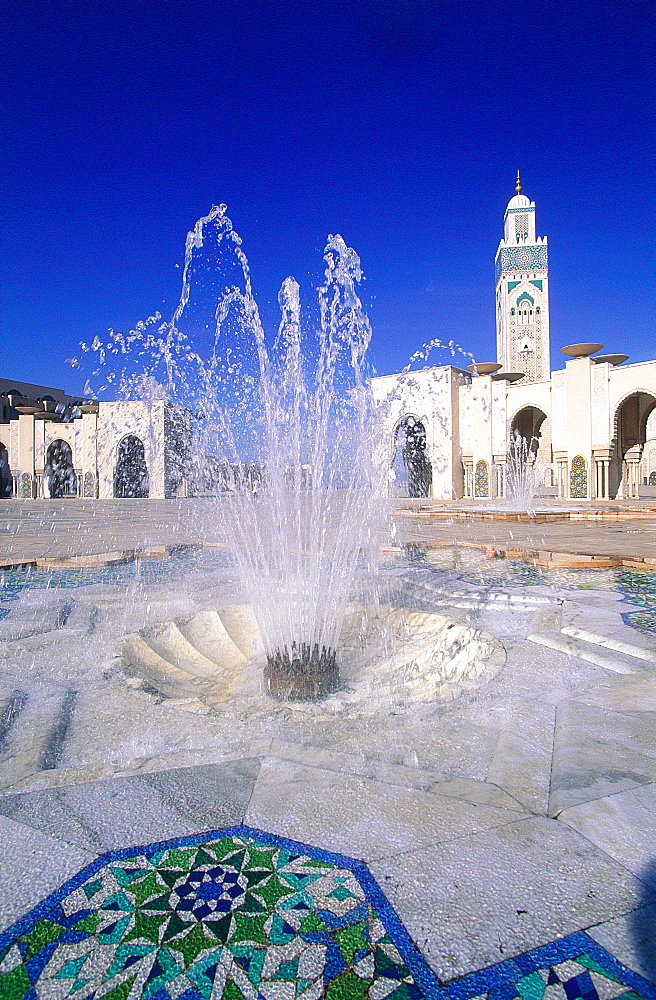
[0,738,274,795]
[558,782,656,885]
[244,756,529,863]
[572,675,656,713]
[0,759,261,853]
[486,697,555,814]
[269,737,526,811]
[368,815,656,982]
[0,813,95,932]
[550,699,656,816]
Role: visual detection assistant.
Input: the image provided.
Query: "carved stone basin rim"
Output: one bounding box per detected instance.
[121,603,506,712]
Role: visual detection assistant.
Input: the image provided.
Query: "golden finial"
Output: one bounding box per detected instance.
[515,170,522,194]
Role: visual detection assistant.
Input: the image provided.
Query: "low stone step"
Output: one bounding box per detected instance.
[484,592,554,606]
[0,599,74,641]
[0,687,77,791]
[560,625,656,664]
[527,631,641,674]
[0,690,28,749]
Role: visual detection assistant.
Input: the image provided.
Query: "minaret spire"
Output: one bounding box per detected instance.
[495,178,550,382]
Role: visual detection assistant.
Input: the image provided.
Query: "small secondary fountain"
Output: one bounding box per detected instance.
[505,429,537,511]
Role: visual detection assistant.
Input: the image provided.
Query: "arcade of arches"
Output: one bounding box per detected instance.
[1,399,188,500]
[375,359,656,502]
[4,184,655,504]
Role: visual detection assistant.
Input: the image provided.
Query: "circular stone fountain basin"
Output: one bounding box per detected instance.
[121,603,506,712]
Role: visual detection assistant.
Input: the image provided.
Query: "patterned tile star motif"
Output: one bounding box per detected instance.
[1,828,654,1000]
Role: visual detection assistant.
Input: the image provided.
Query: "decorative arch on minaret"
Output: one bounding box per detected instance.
[495,173,550,383]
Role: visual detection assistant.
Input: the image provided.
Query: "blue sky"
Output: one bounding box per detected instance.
[2,0,654,395]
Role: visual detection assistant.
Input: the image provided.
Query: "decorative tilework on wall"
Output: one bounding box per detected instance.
[515,214,529,239]
[19,472,32,498]
[570,455,588,498]
[83,471,97,498]
[496,245,548,282]
[475,459,489,497]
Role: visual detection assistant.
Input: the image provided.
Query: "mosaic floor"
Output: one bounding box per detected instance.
[1,828,654,1000]
[1,547,655,633]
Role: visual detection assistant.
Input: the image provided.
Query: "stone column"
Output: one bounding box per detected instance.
[462,455,473,497]
[624,446,643,499]
[554,455,567,498]
[492,456,506,499]
[597,461,602,499]
[593,456,607,500]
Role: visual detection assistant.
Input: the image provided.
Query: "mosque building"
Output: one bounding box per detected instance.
[1,177,655,502]
[373,174,656,501]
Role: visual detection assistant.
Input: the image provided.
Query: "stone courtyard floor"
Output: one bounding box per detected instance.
[0,499,655,998]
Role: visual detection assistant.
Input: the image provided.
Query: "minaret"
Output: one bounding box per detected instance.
[494,173,550,381]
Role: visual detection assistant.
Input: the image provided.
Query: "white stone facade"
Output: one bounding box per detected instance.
[1,400,191,500]
[2,182,655,504]
[374,357,656,501]
[374,182,656,502]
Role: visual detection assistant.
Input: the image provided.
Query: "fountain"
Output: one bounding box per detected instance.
[2,215,655,1000]
[70,205,506,706]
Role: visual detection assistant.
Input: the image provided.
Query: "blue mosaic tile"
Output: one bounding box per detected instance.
[616,569,656,634]
[1,827,654,1000]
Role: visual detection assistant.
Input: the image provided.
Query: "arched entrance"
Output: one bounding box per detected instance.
[114,435,149,498]
[392,416,432,498]
[610,391,656,498]
[45,440,77,498]
[510,405,549,461]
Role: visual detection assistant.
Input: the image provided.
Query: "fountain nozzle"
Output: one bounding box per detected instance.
[264,642,339,700]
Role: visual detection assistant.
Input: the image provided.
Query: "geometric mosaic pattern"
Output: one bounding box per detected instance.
[449,934,656,1000]
[622,609,656,633]
[475,460,489,498]
[569,456,588,500]
[1,828,655,1000]
[495,245,548,282]
[0,827,440,1000]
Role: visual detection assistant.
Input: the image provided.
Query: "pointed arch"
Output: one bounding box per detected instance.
[391,415,432,498]
[609,389,656,498]
[45,439,77,498]
[114,435,149,498]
